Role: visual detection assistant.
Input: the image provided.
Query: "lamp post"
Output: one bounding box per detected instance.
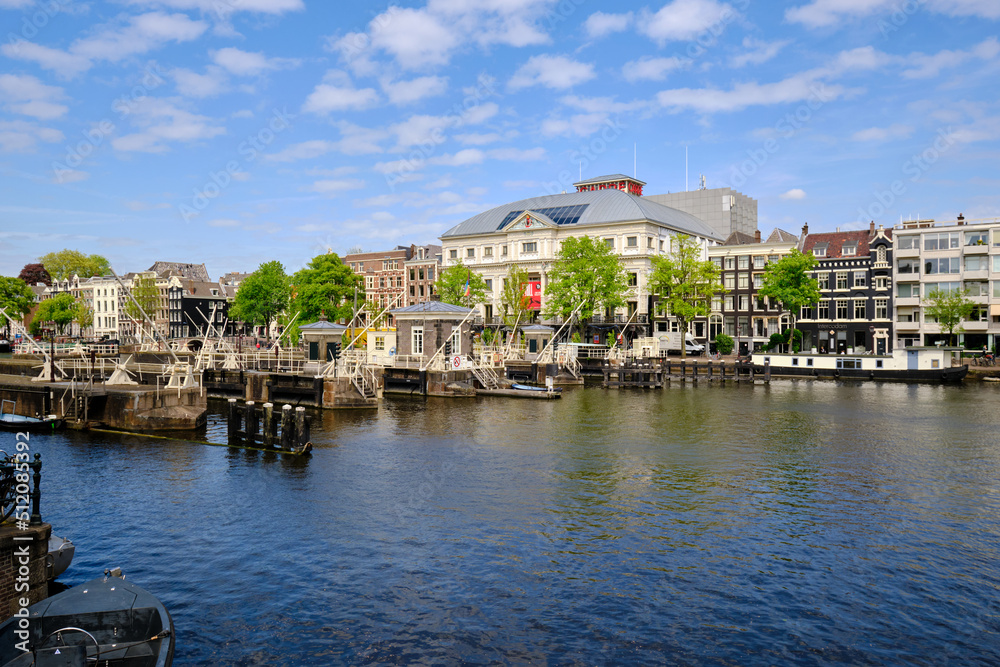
[829,329,835,354]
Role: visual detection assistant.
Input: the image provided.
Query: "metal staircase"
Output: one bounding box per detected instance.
[469,359,501,390]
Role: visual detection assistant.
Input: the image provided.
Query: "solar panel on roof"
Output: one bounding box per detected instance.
[535,204,588,225]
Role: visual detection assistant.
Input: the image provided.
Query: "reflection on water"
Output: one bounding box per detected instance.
[2,380,999,665]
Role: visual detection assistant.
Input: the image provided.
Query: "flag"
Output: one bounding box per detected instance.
[463,269,471,298]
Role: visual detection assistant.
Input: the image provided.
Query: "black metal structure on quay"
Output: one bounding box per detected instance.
[602,359,769,388]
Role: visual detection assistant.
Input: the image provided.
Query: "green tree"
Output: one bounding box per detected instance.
[924,287,974,346]
[33,292,80,335]
[437,261,488,308]
[124,274,159,323]
[499,263,532,325]
[758,249,822,350]
[18,263,50,286]
[0,277,35,337]
[229,261,292,332]
[40,250,111,281]
[291,253,362,324]
[543,236,628,335]
[714,333,734,355]
[648,236,723,357]
[75,301,94,336]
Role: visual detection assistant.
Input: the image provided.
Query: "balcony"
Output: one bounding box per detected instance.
[895,246,920,258]
[964,243,989,254]
[964,320,990,331]
[895,319,921,331]
[895,296,920,307]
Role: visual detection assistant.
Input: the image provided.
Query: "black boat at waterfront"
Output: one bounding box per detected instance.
[751,347,970,382]
[0,570,174,667]
[0,401,63,432]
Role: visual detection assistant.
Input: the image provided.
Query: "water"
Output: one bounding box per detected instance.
[3,381,999,665]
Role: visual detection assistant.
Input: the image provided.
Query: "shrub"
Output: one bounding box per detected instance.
[571,331,581,343]
[766,332,785,351]
[715,333,734,355]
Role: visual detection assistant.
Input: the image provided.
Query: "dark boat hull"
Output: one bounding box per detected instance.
[511,383,562,392]
[752,364,969,382]
[0,416,64,432]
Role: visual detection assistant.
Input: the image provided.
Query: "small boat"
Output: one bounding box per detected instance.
[0,401,63,432]
[0,339,11,353]
[751,347,969,383]
[511,382,563,393]
[47,534,75,580]
[0,569,174,667]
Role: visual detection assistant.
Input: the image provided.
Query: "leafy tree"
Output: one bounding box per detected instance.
[33,292,80,335]
[18,263,50,286]
[40,249,111,281]
[291,253,362,324]
[924,287,974,346]
[647,236,723,357]
[714,333,734,355]
[75,302,94,335]
[124,274,159,323]
[544,236,628,335]
[229,261,291,333]
[437,261,488,308]
[499,263,532,325]
[0,277,35,337]
[758,249,822,349]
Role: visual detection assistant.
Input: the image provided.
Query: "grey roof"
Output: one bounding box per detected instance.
[722,231,757,246]
[521,324,554,332]
[148,261,211,282]
[573,173,646,186]
[767,228,799,243]
[391,301,473,315]
[441,189,722,241]
[300,320,348,331]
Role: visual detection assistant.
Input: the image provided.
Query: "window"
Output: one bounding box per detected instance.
[449,327,461,354]
[484,247,493,257]
[753,256,766,269]
[854,300,866,319]
[897,283,919,298]
[711,257,722,268]
[924,257,960,274]
[374,335,385,351]
[724,257,735,270]
[769,254,780,264]
[817,273,830,290]
[626,236,638,248]
[712,296,722,312]
[897,259,920,274]
[875,277,887,290]
[628,272,638,287]
[993,281,1000,298]
[738,275,749,289]
[409,269,415,281]
[966,255,988,271]
[965,230,988,246]
[755,296,766,310]
[738,256,749,270]
[449,249,458,259]
[836,272,848,289]
[854,271,866,287]
[605,238,615,249]
[925,281,961,294]
[965,281,988,296]
[836,299,849,319]
[412,327,424,355]
[814,243,828,257]
[739,295,749,310]
[467,248,475,258]
[842,242,857,256]
[485,279,493,290]
[875,298,888,319]
[753,274,763,289]
[924,232,959,250]
[817,301,830,319]
[898,236,917,249]
[647,237,655,248]
[724,275,735,290]
[522,242,538,253]
[724,295,734,311]
[502,245,508,256]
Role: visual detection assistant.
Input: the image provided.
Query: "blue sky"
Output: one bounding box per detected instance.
[2,0,999,278]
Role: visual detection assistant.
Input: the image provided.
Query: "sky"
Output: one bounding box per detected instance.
[1,0,999,279]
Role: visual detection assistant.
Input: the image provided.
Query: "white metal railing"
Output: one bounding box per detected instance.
[469,359,500,390]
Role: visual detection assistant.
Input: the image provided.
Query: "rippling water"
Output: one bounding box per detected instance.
[3,380,1000,665]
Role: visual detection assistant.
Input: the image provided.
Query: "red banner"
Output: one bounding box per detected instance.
[523,281,542,310]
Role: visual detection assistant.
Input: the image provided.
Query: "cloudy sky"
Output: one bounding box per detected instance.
[2,0,999,278]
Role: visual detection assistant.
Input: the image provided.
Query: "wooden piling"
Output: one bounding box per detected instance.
[245,401,258,446]
[227,398,239,446]
[262,403,275,448]
[280,404,294,449]
[295,406,307,447]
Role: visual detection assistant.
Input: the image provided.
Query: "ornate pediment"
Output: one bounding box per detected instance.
[504,211,556,232]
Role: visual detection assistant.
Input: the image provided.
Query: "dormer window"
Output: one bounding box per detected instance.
[814,243,828,257]
[842,242,857,256]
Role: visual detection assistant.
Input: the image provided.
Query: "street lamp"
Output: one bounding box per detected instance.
[829,329,835,354]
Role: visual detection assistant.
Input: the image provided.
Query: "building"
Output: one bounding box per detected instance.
[439,175,727,337]
[891,214,998,350]
[798,223,893,354]
[167,279,235,339]
[344,246,412,318]
[706,228,801,355]
[644,183,757,241]
[403,244,441,307]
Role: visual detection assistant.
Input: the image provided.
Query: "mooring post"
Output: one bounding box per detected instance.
[764,360,771,383]
[708,362,714,380]
[281,404,294,449]
[295,407,307,447]
[262,403,274,448]
[245,401,258,447]
[30,454,42,526]
[681,360,686,382]
[693,361,699,383]
[227,398,239,446]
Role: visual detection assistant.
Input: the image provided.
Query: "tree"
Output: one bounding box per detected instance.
[758,249,822,349]
[499,263,532,325]
[229,261,291,333]
[18,263,50,286]
[75,302,94,336]
[647,236,723,357]
[0,277,35,337]
[291,253,362,324]
[924,287,974,346]
[543,236,628,335]
[40,250,111,281]
[437,261,488,308]
[33,293,80,335]
[124,274,159,323]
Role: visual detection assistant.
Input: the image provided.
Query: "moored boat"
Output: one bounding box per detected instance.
[751,346,968,382]
[511,382,562,392]
[0,569,174,667]
[47,534,75,581]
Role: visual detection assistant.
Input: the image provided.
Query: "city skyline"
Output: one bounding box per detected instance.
[1,0,999,277]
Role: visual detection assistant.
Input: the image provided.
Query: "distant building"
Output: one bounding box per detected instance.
[344,246,413,320]
[644,185,757,241]
[403,244,441,307]
[147,262,211,282]
[167,279,235,339]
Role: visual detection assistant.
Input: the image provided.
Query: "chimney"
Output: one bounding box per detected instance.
[869,220,875,234]
[429,294,441,302]
[957,213,965,225]
[754,229,761,243]
[802,222,809,236]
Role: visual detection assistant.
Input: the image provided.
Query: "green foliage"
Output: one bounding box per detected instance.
[75,302,93,333]
[924,287,974,345]
[18,263,50,286]
[0,277,35,322]
[363,299,389,328]
[543,236,628,322]
[34,292,81,335]
[765,328,803,352]
[571,331,581,343]
[714,333,734,355]
[437,261,488,308]
[648,236,723,357]
[291,253,362,324]
[759,249,822,323]
[124,274,159,322]
[765,332,785,351]
[40,249,111,281]
[481,328,496,345]
[230,261,292,329]
[499,263,532,325]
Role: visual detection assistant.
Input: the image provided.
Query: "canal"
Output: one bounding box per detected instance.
[3,380,999,665]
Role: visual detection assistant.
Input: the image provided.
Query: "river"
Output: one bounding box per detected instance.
[3,379,999,665]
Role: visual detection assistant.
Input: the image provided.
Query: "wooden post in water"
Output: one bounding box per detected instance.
[280,404,294,449]
[680,360,686,383]
[295,407,307,447]
[262,403,275,448]
[692,361,699,383]
[245,401,258,446]
[764,360,771,383]
[227,398,239,446]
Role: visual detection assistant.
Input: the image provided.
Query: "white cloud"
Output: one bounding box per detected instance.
[367,7,459,69]
[541,113,612,137]
[488,147,546,160]
[639,0,736,43]
[380,76,448,105]
[623,56,688,82]
[124,0,304,14]
[112,97,225,153]
[428,149,485,166]
[455,132,503,145]
[0,41,91,78]
[211,47,296,76]
[730,38,791,68]
[0,0,33,7]
[172,66,228,98]
[851,124,914,141]
[509,54,595,91]
[584,11,633,38]
[0,120,63,153]
[302,70,379,114]
[779,188,806,200]
[902,37,1000,79]
[267,140,336,162]
[306,179,367,195]
[207,218,241,227]
[0,74,67,119]
[787,0,1000,28]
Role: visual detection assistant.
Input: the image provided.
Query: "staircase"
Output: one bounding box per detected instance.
[469,359,501,390]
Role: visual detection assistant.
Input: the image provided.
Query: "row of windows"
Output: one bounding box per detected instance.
[800,299,890,320]
[407,267,435,281]
[898,255,1000,275]
[410,327,461,356]
[896,230,997,250]
[712,254,783,270]
[448,236,674,261]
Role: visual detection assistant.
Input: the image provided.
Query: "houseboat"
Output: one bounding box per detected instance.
[751,346,968,382]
